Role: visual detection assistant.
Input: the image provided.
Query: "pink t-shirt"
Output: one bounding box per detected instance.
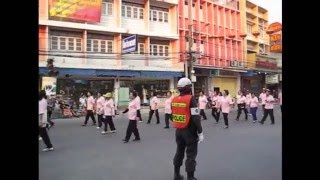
[265,95,275,109]
[103,99,115,116]
[96,96,105,115]
[87,96,95,110]
[211,95,219,107]
[198,95,208,110]
[135,96,141,110]
[219,95,234,113]
[164,96,173,114]
[150,96,159,110]
[249,96,259,108]
[259,93,267,105]
[278,92,282,105]
[238,96,247,104]
[128,99,139,120]
[246,94,251,105]
[236,95,242,104]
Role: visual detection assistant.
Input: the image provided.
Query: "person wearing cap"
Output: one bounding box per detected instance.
[171,77,203,180]
[96,92,105,129]
[101,92,116,134]
[122,91,141,143]
[147,92,160,124]
[259,89,275,125]
[259,88,267,116]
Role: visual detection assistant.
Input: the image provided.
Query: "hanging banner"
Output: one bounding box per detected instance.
[42,77,57,96]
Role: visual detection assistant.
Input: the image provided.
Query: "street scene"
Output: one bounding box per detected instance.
[39,0,282,179]
[39,107,281,180]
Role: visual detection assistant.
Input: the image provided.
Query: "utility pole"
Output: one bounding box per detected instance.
[188,0,195,95]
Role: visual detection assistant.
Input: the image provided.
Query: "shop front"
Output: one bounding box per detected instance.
[210,70,240,98]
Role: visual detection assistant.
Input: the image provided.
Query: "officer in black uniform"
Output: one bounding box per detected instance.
[172,78,204,180]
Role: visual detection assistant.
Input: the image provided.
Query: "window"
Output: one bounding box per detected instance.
[139,9,144,19]
[139,43,145,55]
[102,3,113,16]
[153,45,158,56]
[165,46,169,56]
[164,12,168,22]
[153,11,157,21]
[133,7,138,18]
[121,5,125,17]
[86,39,113,53]
[158,11,163,22]
[159,45,164,56]
[68,38,74,51]
[122,5,144,19]
[50,36,82,51]
[127,6,132,18]
[150,44,169,57]
[51,36,58,50]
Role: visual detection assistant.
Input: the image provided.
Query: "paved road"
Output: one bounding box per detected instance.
[39,105,282,180]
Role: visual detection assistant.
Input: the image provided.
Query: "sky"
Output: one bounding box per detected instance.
[249,0,282,23]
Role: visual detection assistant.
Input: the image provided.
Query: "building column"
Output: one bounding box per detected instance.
[170,78,175,90]
[114,77,120,108]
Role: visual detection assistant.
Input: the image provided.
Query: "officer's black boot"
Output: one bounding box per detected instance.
[174,166,184,180]
[187,172,197,180]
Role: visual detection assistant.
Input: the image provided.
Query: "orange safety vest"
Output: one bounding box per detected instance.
[171,95,192,129]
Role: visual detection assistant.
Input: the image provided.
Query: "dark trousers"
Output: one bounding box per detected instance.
[97,114,103,127]
[262,104,266,115]
[236,104,248,120]
[199,109,207,120]
[148,109,159,123]
[103,116,116,131]
[125,120,140,141]
[223,113,229,126]
[211,107,220,122]
[47,110,54,125]
[84,110,96,125]
[137,110,142,121]
[164,113,172,127]
[261,109,275,124]
[173,129,198,173]
[39,127,53,148]
[250,107,258,121]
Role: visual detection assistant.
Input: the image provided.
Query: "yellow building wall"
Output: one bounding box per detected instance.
[212,77,237,98]
[247,53,256,69]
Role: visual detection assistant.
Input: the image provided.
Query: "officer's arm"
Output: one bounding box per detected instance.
[190,96,203,134]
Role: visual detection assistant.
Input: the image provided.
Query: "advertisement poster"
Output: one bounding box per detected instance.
[42,77,57,96]
[49,0,102,23]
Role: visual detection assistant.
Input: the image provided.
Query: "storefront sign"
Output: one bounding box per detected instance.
[122,35,137,54]
[219,70,237,77]
[265,74,279,84]
[256,61,277,69]
[42,77,57,95]
[268,22,282,53]
[267,22,282,33]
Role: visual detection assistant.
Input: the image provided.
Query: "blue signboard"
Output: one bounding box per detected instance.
[122,35,137,53]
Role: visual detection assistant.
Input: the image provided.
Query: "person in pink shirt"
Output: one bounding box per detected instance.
[211,91,221,123]
[147,92,160,124]
[259,89,275,125]
[246,90,252,115]
[122,91,141,143]
[278,90,282,114]
[164,91,173,129]
[135,92,143,123]
[259,88,267,116]
[82,91,97,126]
[101,92,116,134]
[249,93,259,123]
[235,91,248,121]
[198,90,208,120]
[218,90,234,128]
[96,92,105,129]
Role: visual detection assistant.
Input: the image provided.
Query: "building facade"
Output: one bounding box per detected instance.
[178,0,245,97]
[39,0,183,107]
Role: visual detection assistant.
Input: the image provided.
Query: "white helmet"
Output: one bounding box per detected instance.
[177,77,192,88]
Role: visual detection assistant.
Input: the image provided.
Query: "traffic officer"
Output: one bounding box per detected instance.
[171,77,204,180]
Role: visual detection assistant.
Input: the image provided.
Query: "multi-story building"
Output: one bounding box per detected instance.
[178,0,245,97]
[39,0,183,106]
[240,0,279,94]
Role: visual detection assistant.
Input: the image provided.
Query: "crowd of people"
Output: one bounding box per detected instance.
[39,79,282,180]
